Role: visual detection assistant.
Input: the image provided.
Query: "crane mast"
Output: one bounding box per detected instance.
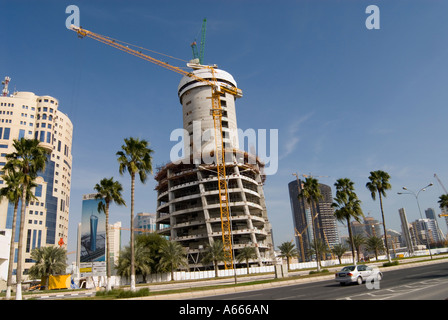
[434,174,448,194]
[70,25,241,269]
[191,18,207,65]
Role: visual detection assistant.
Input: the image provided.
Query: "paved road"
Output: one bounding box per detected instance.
[193,261,448,300]
[26,257,448,300]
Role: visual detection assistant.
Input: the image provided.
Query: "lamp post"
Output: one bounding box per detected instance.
[397,183,434,259]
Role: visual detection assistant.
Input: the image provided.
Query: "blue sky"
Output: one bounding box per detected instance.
[2,1,448,256]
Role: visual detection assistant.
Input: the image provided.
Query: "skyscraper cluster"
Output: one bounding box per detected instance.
[288,178,339,262]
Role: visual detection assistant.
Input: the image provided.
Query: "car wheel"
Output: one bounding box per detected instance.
[356,276,363,285]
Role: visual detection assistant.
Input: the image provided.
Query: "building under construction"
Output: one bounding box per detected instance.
[68,24,275,271]
[155,67,275,270]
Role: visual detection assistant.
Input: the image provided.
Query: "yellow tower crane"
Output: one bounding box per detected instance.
[294,227,307,262]
[69,26,242,269]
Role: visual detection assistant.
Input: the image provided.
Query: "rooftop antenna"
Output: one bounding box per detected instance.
[2,76,10,96]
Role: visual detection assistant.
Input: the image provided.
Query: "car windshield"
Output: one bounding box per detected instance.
[341,266,356,272]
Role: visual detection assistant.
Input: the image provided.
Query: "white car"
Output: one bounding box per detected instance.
[334,265,383,285]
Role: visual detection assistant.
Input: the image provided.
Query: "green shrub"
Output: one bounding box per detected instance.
[309,268,329,275]
[117,288,150,298]
[382,260,399,267]
[95,287,151,298]
[95,288,122,297]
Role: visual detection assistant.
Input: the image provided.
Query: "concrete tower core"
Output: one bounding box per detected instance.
[155,66,275,270]
[178,67,240,159]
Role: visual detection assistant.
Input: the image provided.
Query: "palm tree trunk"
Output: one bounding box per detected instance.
[105,203,111,291]
[379,192,392,263]
[16,186,27,300]
[6,201,18,300]
[214,261,218,278]
[347,217,356,265]
[130,173,136,291]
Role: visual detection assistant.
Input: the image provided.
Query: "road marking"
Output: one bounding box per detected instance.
[338,277,448,300]
[277,295,305,300]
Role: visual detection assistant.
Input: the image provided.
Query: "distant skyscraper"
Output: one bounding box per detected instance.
[412,219,442,246]
[0,83,73,278]
[351,220,365,237]
[425,208,436,220]
[108,221,121,266]
[288,178,339,262]
[424,208,445,242]
[134,212,157,234]
[363,216,382,238]
[351,216,382,238]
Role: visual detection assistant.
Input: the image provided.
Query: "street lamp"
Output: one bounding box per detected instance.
[397,183,434,259]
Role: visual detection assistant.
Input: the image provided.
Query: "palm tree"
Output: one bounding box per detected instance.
[332,178,364,264]
[278,241,298,271]
[94,177,126,291]
[136,233,168,273]
[298,177,323,271]
[352,234,366,263]
[0,171,37,299]
[236,246,257,274]
[4,138,49,299]
[365,236,385,261]
[438,194,448,211]
[158,240,188,281]
[116,137,154,291]
[116,240,153,283]
[0,170,23,300]
[331,243,348,264]
[202,240,227,277]
[28,246,67,290]
[366,170,392,263]
[309,238,328,263]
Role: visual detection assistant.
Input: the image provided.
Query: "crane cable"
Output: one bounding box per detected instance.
[95,31,189,64]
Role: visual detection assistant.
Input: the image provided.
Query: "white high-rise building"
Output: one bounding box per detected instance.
[413,219,442,245]
[0,78,73,279]
[134,212,157,234]
[398,208,415,255]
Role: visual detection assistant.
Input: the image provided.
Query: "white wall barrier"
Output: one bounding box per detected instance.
[83,249,448,287]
